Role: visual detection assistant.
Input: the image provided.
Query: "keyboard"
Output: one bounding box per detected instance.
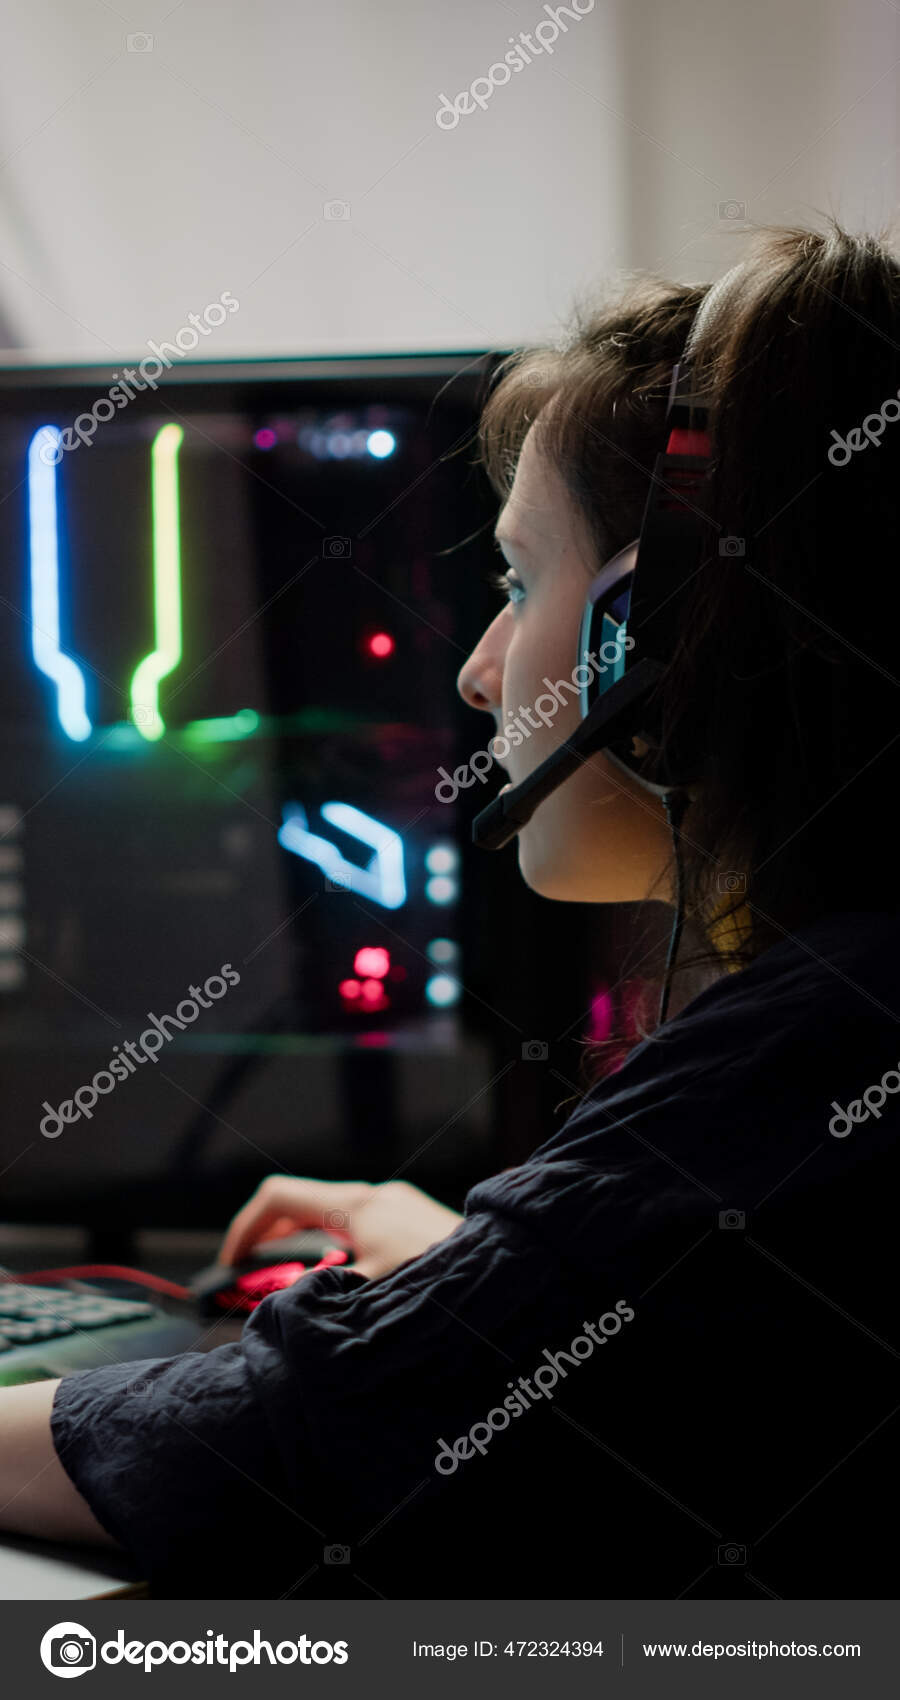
[0,1283,156,1346]
[0,1281,224,1388]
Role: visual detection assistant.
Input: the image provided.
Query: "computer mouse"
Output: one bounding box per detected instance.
[244,1228,351,1267]
[190,1230,354,1315]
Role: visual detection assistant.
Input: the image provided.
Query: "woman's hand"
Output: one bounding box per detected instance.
[218,1175,464,1281]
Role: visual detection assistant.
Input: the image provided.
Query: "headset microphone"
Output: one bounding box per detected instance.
[471,658,664,852]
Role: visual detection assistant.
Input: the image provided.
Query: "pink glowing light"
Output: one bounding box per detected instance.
[354,946,391,979]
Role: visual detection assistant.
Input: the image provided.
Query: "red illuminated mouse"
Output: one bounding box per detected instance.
[190,1231,353,1315]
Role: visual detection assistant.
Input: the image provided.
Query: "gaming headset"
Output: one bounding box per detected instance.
[470,263,747,1020]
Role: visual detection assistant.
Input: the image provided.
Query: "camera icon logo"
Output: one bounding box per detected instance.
[717,1543,749,1566]
[715,201,748,222]
[323,536,351,558]
[40,1622,96,1677]
[324,872,352,893]
[718,1209,746,1231]
[716,870,747,895]
[718,535,746,557]
[324,1543,351,1564]
[522,1040,548,1062]
[323,200,351,220]
[324,1208,350,1230]
[126,32,154,52]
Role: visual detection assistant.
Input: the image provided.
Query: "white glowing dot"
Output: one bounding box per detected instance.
[425,844,458,875]
[426,937,458,965]
[425,875,457,906]
[425,974,460,1008]
[366,429,396,459]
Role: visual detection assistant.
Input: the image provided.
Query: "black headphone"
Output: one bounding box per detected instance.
[470,265,744,1019]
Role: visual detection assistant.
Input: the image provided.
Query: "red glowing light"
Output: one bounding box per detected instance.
[254,427,277,450]
[339,978,361,1000]
[360,977,389,1006]
[314,1249,349,1268]
[354,946,390,979]
[388,965,406,981]
[236,1263,307,1295]
[367,631,395,658]
[589,986,613,1043]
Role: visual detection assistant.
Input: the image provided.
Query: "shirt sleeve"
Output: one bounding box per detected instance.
[50,1212,578,1596]
[50,1335,305,1596]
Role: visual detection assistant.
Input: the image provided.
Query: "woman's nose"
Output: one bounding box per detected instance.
[456,613,507,714]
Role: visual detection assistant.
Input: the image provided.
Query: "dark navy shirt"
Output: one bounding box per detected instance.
[51,910,900,1599]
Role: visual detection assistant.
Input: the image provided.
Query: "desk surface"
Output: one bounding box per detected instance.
[0,1532,140,1600]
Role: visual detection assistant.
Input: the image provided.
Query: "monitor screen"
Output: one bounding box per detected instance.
[0,355,500,1227]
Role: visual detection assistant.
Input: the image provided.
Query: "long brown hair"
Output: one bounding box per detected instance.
[477,218,900,1068]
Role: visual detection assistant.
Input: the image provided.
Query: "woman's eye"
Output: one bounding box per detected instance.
[487,567,526,606]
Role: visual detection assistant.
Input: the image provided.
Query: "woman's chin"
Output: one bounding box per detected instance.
[516,827,581,901]
[517,820,650,904]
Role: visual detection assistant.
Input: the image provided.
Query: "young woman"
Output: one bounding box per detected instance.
[2,219,899,1600]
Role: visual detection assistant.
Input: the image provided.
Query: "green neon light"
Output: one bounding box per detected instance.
[183,708,260,744]
[130,423,184,740]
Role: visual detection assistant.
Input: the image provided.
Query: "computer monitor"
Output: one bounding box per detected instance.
[0,352,504,1233]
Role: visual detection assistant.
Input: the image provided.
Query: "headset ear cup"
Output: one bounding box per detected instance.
[578,545,640,719]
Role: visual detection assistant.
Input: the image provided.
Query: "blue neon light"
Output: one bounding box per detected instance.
[27,427,91,741]
[278,800,406,909]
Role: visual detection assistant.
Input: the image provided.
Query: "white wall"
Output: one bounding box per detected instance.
[0,0,896,363]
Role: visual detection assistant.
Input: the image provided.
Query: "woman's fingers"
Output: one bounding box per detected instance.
[218,1179,324,1266]
[218,1178,372,1266]
[255,1214,302,1245]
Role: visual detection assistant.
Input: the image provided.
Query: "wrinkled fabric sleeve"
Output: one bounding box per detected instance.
[50,1335,310,1594]
[49,1214,575,1594]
